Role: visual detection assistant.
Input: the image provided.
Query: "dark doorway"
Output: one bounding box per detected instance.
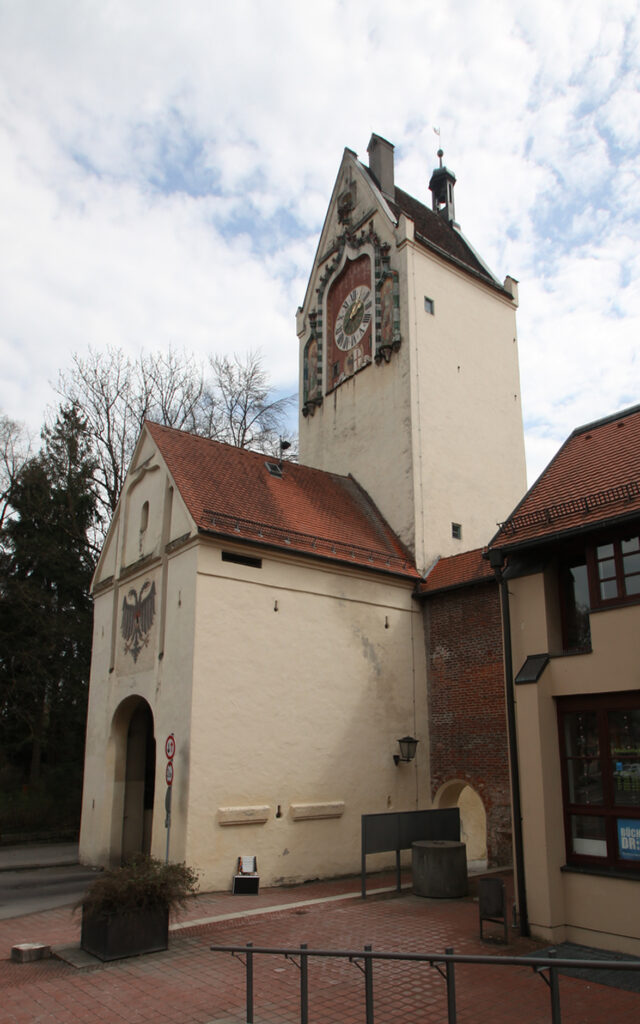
[121,702,156,861]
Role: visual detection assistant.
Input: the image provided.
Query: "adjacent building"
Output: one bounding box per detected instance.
[488,404,640,955]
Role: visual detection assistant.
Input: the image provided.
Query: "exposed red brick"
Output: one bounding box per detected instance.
[423,579,511,866]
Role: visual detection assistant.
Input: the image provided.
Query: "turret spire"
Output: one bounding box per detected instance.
[429,149,457,226]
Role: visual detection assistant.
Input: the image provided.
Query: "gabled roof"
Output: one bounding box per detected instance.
[359,162,505,294]
[490,403,640,552]
[389,186,501,290]
[417,547,494,596]
[146,422,419,579]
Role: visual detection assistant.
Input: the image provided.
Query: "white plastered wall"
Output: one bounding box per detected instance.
[185,541,429,891]
[80,427,198,868]
[400,238,526,570]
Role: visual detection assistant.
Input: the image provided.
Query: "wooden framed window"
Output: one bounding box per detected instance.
[557,527,640,651]
[591,533,640,605]
[557,692,640,873]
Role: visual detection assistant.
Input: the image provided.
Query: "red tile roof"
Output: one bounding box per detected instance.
[146,421,419,578]
[491,404,640,551]
[418,548,494,595]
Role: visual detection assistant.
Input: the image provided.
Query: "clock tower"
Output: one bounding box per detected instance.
[297,134,526,573]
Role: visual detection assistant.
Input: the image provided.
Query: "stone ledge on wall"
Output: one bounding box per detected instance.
[217,806,271,826]
[290,802,345,821]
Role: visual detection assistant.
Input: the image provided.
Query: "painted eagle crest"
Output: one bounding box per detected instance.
[121,580,156,663]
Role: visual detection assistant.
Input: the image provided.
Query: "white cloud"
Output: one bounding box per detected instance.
[0,0,638,488]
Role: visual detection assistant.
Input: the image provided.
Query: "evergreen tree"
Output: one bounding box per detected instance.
[0,405,96,816]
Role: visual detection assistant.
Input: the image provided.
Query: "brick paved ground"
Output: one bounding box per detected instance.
[1,871,639,1023]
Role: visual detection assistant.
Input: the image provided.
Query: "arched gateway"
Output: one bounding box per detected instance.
[109,697,156,864]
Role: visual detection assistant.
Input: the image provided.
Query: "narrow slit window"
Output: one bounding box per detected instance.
[424,297,435,315]
[140,501,149,533]
[451,522,462,540]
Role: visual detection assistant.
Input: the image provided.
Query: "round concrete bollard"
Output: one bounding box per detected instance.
[412,840,468,898]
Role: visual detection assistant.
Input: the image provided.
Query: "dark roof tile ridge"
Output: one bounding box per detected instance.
[568,402,640,439]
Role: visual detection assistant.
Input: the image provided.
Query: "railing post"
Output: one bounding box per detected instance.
[364,944,374,1024]
[548,949,561,1024]
[445,947,457,1024]
[300,943,309,1024]
[246,942,254,1024]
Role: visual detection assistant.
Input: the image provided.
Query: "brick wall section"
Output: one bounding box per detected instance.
[423,580,512,866]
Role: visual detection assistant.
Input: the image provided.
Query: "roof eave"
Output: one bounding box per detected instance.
[196,526,419,581]
[491,507,640,558]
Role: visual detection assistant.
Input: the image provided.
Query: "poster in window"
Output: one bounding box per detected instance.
[618,818,640,860]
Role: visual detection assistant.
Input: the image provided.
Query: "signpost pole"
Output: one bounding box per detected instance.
[165,734,175,864]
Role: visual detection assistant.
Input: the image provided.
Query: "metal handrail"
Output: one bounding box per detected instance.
[210,941,640,1024]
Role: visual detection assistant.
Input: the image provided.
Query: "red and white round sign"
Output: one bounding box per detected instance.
[165,734,175,760]
[166,761,174,786]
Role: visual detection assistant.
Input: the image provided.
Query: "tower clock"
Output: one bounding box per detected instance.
[326,254,373,390]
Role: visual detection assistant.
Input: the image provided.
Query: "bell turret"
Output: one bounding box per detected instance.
[429,149,457,225]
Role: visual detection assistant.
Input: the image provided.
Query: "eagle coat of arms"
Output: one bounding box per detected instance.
[121,580,156,663]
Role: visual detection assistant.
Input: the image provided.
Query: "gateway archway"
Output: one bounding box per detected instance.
[434,779,487,869]
[110,697,156,863]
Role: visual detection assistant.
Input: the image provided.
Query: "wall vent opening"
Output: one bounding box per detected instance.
[222,551,263,569]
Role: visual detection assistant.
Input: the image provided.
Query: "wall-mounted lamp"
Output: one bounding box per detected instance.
[393,735,419,765]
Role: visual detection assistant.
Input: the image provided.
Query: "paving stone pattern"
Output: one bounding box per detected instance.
[1,872,639,1023]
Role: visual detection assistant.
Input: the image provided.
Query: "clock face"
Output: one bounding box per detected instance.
[335,287,372,350]
[326,254,373,391]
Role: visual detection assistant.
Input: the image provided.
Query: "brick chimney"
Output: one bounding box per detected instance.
[367,134,394,199]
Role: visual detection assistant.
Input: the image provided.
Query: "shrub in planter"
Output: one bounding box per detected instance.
[79,855,199,961]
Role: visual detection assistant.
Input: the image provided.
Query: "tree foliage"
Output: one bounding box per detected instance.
[0,347,295,836]
[0,405,97,802]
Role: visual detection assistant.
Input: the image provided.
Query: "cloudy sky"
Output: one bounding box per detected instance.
[1,0,638,484]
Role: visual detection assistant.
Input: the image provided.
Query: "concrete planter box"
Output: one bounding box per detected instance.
[81,905,169,961]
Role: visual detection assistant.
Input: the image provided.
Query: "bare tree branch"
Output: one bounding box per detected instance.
[55,346,297,542]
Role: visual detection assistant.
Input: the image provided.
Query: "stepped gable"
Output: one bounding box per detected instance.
[147,421,418,578]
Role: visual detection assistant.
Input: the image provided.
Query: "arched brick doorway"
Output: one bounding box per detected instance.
[434,779,487,869]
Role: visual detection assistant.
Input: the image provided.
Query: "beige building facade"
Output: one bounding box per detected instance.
[80,134,529,895]
[80,424,430,891]
[489,405,640,955]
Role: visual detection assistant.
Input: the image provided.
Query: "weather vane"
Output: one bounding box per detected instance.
[433,126,444,165]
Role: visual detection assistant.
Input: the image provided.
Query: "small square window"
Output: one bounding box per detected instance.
[452,522,462,540]
[424,297,435,315]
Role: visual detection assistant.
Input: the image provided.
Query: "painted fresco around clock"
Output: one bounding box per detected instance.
[301,216,402,418]
[327,254,373,391]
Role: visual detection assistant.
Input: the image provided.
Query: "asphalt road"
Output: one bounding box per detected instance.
[0,863,101,920]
